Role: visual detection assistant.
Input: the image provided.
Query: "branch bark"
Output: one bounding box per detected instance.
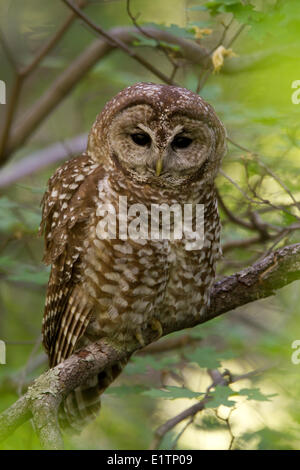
[0,243,299,448]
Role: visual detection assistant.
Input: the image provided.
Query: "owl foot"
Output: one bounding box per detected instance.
[150,319,163,339]
[135,328,145,347]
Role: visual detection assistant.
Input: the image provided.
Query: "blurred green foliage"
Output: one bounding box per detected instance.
[0,0,300,450]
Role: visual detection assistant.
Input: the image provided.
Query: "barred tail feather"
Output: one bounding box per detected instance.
[58,359,128,433]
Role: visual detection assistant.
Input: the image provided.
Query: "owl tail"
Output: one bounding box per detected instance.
[58,360,128,433]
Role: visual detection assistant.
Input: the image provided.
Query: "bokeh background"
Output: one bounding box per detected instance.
[0,0,300,450]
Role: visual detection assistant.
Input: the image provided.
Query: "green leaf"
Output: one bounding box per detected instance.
[195,414,227,430]
[185,347,235,369]
[125,355,179,375]
[238,388,277,402]
[203,0,241,16]
[229,4,264,24]
[281,211,299,227]
[206,385,236,408]
[242,428,294,450]
[133,35,157,48]
[245,159,260,177]
[143,385,204,400]
[142,22,195,39]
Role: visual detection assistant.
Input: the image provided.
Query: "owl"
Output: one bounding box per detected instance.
[40,82,226,431]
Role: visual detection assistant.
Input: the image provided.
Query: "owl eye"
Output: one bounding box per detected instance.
[131,133,151,146]
[172,135,192,149]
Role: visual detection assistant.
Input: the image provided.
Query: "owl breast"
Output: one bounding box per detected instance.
[80,173,220,350]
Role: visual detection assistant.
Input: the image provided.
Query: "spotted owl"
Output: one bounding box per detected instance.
[40,82,226,431]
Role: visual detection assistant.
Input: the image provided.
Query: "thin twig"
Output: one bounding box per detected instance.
[196,68,211,94]
[126,0,180,73]
[150,365,272,449]
[219,169,258,203]
[62,0,177,86]
[0,74,23,159]
[0,133,87,188]
[4,26,268,159]
[17,335,42,396]
[196,16,235,93]
[207,15,235,56]
[222,235,263,254]
[20,1,88,77]
[228,137,300,216]
[0,1,87,164]
[226,23,247,48]
[216,188,254,230]
[215,406,236,450]
[171,416,194,449]
[0,28,20,71]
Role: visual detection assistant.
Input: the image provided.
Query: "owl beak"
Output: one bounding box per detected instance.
[156,158,163,176]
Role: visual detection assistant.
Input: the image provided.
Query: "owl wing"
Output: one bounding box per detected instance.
[40,153,102,367]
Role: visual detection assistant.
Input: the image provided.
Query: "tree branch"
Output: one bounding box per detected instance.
[2,26,210,159]
[0,243,299,448]
[2,16,281,162]
[62,0,178,86]
[150,366,268,450]
[0,0,87,164]
[0,133,88,188]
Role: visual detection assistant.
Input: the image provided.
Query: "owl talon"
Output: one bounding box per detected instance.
[135,329,145,347]
[151,319,163,339]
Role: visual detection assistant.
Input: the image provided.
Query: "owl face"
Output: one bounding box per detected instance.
[88,83,226,188]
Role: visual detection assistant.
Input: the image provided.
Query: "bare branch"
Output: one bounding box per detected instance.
[2,25,210,159]
[0,0,87,164]
[216,188,254,231]
[0,133,87,188]
[0,28,20,71]
[0,74,23,159]
[226,23,247,48]
[228,137,300,216]
[20,1,88,77]
[126,0,180,76]
[222,235,263,254]
[62,0,176,85]
[149,369,228,450]
[2,22,276,161]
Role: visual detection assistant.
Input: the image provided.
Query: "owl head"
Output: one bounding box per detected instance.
[87,82,226,188]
